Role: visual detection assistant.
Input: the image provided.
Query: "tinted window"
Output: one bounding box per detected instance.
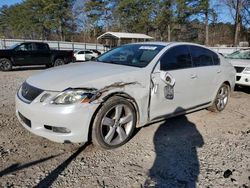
[212,52,220,65]
[78,51,85,54]
[36,43,48,50]
[160,45,192,71]
[190,46,214,67]
[15,43,33,51]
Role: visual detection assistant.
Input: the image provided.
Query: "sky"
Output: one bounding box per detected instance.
[0,0,234,24]
[0,0,21,7]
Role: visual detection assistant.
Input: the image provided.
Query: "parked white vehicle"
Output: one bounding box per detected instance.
[74,50,98,61]
[226,49,250,87]
[16,42,236,149]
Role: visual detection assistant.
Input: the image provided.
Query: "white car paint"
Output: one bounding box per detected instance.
[228,58,250,87]
[74,50,98,61]
[15,42,236,144]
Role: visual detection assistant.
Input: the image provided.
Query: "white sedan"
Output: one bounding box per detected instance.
[16,42,235,149]
[74,50,98,61]
[226,49,250,86]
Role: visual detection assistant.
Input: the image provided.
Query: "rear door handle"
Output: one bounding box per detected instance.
[191,74,197,79]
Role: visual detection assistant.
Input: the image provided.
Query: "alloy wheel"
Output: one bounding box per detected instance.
[215,85,229,111]
[100,104,134,146]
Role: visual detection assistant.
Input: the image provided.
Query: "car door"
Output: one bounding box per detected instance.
[149,45,198,120]
[189,45,222,104]
[13,43,33,65]
[31,43,51,65]
[75,51,86,61]
[84,51,95,60]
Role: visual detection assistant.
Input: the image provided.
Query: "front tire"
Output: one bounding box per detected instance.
[0,58,12,71]
[92,96,137,149]
[53,58,65,67]
[208,83,230,112]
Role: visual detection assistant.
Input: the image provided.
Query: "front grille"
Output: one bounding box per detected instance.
[18,112,31,128]
[234,66,245,73]
[21,82,43,102]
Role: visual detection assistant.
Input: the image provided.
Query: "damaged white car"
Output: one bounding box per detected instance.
[16,42,236,149]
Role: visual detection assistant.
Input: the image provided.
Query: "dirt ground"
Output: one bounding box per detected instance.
[0,66,249,188]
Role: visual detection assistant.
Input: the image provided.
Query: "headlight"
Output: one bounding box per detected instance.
[243,67,250,74]
[51,89,94,105]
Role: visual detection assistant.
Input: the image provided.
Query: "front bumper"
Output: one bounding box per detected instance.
[15,91,99,143]
[235,73,250,86]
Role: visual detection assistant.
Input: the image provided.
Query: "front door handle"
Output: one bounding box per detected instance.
[191,74,197,79]
[217,70,222,74]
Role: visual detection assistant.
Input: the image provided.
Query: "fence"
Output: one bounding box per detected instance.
[209,47,249,55]
[0,38,249,55]
[0,38,109,53]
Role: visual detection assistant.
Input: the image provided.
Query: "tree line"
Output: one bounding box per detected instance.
[0,0,249,47]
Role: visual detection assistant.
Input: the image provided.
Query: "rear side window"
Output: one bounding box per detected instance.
[160,45,192,71]
[189,46,214,67]
[36,43,48,50]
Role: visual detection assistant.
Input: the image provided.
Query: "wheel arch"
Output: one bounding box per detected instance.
[87,92,140,142]
[211,80,232,104]
[223,80,232,91]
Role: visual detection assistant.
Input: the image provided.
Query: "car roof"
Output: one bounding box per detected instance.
[128,41,208,48]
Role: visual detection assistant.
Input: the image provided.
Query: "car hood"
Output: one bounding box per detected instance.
[228,59,250,67]
[26,62,144,91]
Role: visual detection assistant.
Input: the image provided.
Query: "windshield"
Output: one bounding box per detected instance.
[8,43,20,49]
[226,50,250,60]
[96,44,165,67]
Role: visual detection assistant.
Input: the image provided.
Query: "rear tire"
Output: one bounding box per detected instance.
[208,83,230,112]
[53,58,65,67]
[92,96,137,149]
[0,58,12,71]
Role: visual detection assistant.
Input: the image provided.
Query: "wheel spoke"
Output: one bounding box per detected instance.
[102,117,114,126]
[221,100,225,109]
[115,105,123,121]
[119,114,132,124]
[116,126,127,141]
[104,126,116,143]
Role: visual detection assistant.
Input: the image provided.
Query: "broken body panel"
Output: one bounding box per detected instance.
[15,42,236,144]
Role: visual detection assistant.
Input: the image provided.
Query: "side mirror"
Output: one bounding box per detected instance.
[160,71,175,86]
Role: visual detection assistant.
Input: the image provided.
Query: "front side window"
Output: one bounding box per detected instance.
[97,44,164,68]
[160,45,192,71]
[15,43,33,51]
[85,51,93,54]
[189,46,214,67]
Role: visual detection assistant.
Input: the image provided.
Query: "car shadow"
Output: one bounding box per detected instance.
[35,143,88,188]
[11,66,47,71]
[0,155,60,178]
[234,85,250,94]
[144,108,204,188]
[0,143,88,187]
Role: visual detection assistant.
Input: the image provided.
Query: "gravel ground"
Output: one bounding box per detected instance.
[0,66,249,188]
